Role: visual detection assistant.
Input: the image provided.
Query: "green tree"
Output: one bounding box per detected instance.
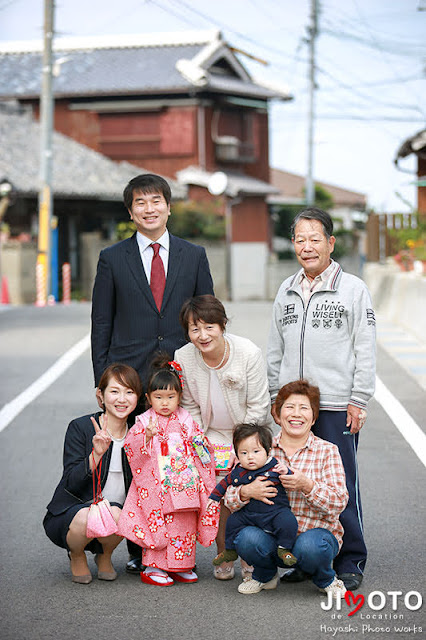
[273,184,335,240]
[115,200,225,242]
[168,200,225,240]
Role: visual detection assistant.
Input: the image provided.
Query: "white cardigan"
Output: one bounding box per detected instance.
[174,334,271,432]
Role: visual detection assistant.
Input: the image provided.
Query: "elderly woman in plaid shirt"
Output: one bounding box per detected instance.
[224,379,349,598]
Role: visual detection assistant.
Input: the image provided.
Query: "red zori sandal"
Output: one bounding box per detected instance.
[167,570,198,583]
[140,569,174,587]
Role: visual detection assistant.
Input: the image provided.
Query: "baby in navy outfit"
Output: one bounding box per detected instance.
[208,423,298,567]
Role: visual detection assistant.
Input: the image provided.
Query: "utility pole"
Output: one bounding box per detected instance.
[36,0,55,305]
[305,0,318,206]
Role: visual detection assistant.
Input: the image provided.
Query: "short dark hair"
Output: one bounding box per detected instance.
[146,352,182,396]
[233,423,273,456]
[179,295,228,336]
[98,363,142,398]
[123,173,172,210]
[274,379,320,422]
[291,207,333,240]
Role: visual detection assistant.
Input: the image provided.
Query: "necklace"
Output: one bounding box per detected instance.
[201,336,228,370]
[106,423,128,442]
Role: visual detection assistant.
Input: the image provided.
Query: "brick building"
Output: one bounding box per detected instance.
[0,29,291,298]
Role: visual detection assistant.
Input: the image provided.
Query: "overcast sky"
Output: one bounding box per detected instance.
[1,0,425,212]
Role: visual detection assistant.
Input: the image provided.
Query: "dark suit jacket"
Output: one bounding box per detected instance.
[91,232,214,386]
[45,413,133,516]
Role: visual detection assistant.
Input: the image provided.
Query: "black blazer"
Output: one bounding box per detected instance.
[91,233,214,386]
[45,413,133,516]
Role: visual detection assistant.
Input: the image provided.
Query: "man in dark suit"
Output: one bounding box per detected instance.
[91,173,214,387]
[91,173,214,572]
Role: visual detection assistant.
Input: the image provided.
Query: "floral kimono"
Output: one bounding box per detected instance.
[117,407,219,571]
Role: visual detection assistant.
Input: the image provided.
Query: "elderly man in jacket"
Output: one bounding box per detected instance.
[267,207,376,591]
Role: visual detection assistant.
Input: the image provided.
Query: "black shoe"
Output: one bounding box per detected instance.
[126,557,144,574]
[280,567,308,583]
[338,572,363,590]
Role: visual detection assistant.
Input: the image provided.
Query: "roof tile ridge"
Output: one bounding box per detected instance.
[0,29,221,54]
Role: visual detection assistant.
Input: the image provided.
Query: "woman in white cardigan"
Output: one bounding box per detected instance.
[174,295,271,582]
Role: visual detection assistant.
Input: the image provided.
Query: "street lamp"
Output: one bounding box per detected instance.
[208,172,233,300]
[0,177,12,219]
[0,178,12,195]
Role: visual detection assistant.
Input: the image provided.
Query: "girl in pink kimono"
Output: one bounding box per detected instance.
[118,355,219,586]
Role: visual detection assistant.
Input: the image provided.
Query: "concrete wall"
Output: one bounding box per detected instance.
[197,240,227,300]
[80,232,112,300]
[266,257,299,300]
[231,242,268,300]
[364,261,426,343]
[80,234,296,302]
[80,234,229,302]
[1,242,37,304]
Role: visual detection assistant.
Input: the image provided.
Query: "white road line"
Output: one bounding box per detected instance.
[375,375,426,468]
[1,341,425,472]
[0,333,90,433]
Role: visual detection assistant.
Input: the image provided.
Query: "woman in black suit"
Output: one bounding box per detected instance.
[43,363,142,584]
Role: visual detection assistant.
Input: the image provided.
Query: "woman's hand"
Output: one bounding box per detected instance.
[145,416,158,444]
[279,468,314,495]
[240,476,278,505]
[91,414,112,457]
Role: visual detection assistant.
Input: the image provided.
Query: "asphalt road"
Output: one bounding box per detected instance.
[0,302,425,640]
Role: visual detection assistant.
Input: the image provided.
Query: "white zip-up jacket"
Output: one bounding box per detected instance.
[267,263,376,411]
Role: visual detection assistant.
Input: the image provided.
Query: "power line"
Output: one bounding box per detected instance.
[321,25,426,58]
[350,74,425,89]
[350,0,425,114]
[151,0,308,65]
[274,114,426,122]
[316,64,425,114]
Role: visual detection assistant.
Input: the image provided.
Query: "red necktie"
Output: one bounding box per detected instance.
[150,243,166,311]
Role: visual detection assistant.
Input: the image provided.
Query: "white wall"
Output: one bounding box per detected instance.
[230,242,269,301]
[364,261,426,344]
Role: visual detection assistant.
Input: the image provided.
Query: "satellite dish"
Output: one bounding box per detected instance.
[208,172,228,196]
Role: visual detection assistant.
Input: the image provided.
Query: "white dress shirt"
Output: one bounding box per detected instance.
[136,229,169,282]
[102,437,126,506]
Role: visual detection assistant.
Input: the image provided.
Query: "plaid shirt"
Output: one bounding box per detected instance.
[224,431,348,548]
[299,259,339,306]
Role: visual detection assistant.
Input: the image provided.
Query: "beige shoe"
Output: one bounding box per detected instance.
[95,554,118,581]
[240,561,254,581]
[320,576,347,599]
[237,573,278,594]
[213,562,235,580]
[71,573,92,584]
[68,551,92,584]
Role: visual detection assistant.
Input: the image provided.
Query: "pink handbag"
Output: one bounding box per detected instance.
[86,452,118,538]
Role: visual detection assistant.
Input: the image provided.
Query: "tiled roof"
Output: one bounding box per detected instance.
[0,30,221,53]
[0,104,185,199]
[269,168,367,208]
[0,30,291,101]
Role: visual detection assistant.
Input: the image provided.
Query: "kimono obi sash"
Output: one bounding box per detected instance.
[157,431,201,512]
